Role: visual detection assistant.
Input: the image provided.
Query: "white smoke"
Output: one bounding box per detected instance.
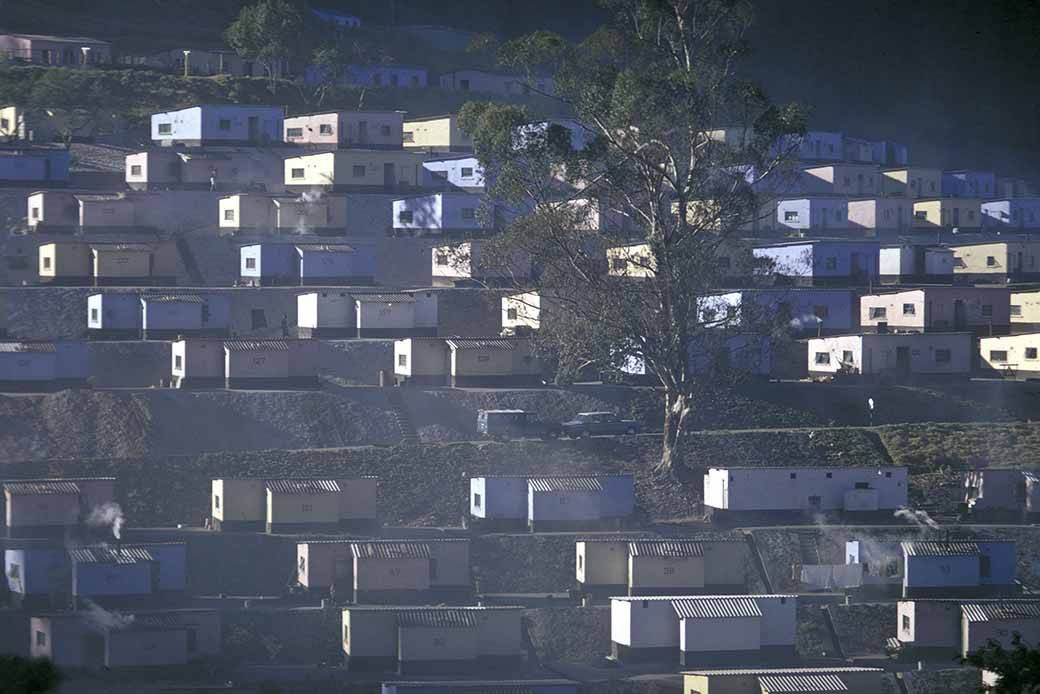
[894,507,941,530]
[80,599,134,631]
[86,502,125,540]
[295,190,323,235]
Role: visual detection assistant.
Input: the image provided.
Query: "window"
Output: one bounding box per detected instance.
[902,303,916,316]
[461,208,476,220]
[245,257,256,269]
[1012,305,1022,316]
[214,494,220,509]
[460,167,474,178]
[869,307,887,319]
[477,355,490,362]
[980,554,991,578]
[130,165,142,176]
[398,354,407,366]
[319,124,333,135]
[0,118,7,130]
[175,355,183,369]
[224,209,235,221]
[982,304,993,317]
[902,615,911,631]
[824,257,837,270]
[403,131,414,142]
[814,352,830,365]
[990,350,1009,363]
[507,308,518,320]
[157,123,172,134]
[1027,347,1038,360]
[436,253,449,266]
[578,554,583,570]
[219,119,232,130]
[302,504,313,512]
[842,350,854,364]
[914,210,927,220]
[398,210,414,223]
[35,631,45,647]
[286,127,304,137]
[352,165,366,178]
[460,79,470,90]
[843,176,851,186]
[380,125,391,136]
[784,211,799,222]
[813,305,829,319]
[473,493,481,509]
[31,207,39,219]
[987,256,997,267]
[935,349,951,363]
[90,308,98,322]
[9,563,20,578]
[885,471,893,478]
[826,472,833,478]
[789,472,797,479]
[291,168,304,179]
[343,625,349,642]
[187,629,197,654]
[663,566,675,575]
[43,257,51,270]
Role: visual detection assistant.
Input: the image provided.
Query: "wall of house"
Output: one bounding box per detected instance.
[943,171,997,198]
[355,556,430,592]
[93,249,151,280]
[528,490,601,522]
[980,334,1040,374]
[4,548,65,596]
[429,541,469,587]
[88,294,141,330]
[983,199,1040,230]
[173,339,224,381]
[808,333,972,375]
[450,346,516,379]
[298,541,349,589]
[0,351,57,382]
[398,624,477,662]
[612,599,679,648]
[298,292,352,329]
[72,560,153,596]
[298,249,356,280]
[422,157,484,190]
[142,300,203,330]
[680,615,760,653]
[476,609,524,657]
[195,106,282,144]
[267,490,339,525]
[225,347,290,380]
[705,467,907,512]
[395,339,449,378]
[703,542,747,587]
[6,492,78,528]
[964,618,1040,656]
[106,628,187,667]
[79,200,134,228]
[212,479,265,523]
[577,541,628,586]
[342,610,395,658]
[404,117,473,151]
[339,479,377,521]
[904,555,980,589]
[630,555,704,590]
[27,191,77,228]
[470,477,527,520]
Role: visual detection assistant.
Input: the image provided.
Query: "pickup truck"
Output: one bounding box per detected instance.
[560,411,640,438]
[477,409,561,440]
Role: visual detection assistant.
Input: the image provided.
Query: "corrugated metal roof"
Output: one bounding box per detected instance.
[225,341,290,352]
[141,295,205,304]
[68,546,154,564]
[351,542,432,559]
[902,541,981,556]
[758,674,849,693]
[446,338,518,350]
[629,541,704,558]
[91,244,153,252]
[0,342,56,353]
[295,244,355,253]
[528,477,604,493]
[962,602,1040,622]
[396,609,479,628]
[266,479,340,494]
[683,668,881,676]
[132,614,186,629]
[672,597,763,619]
[353,293,415,303]
[4,480,80,495]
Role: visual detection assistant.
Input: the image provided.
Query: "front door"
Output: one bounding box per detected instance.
[247,116,258,142]
[953,207,960,227]
[954,300,967,330]
[383,163,395,189]
[896,346,911,374]
[358,121,368,145]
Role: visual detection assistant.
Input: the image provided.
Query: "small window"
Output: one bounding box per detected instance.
[175,355,183,369]
[380,125,391,136]
[826,472,833,478]
[9,563,20,578]
[855,482,870,489]
[435,253,449,266]
[980,554,991,578]
[473,493,482,509]
[291,168,305,179]
[214,494,220,509]
[460,79,470,90]
[869,307,887,319]
[981,304,993,317]
[477,355,490,362]
[286,127,304,137]
[35,631,45,647]
[1026,347,1038,360]
[90,308,98,321]
[302,504,313,512]
[901,303,916,316]
[506,308,518,320]
[578,554,583,569]
[784,211,799,222]
[814,352,830,365]
[990,350,1009,363]
[319,124,333,135]
[461,208,476,220]
[935,349,951,363]
[343,625,349,642]
[219,119,232,130]
[352,165,366,178]
[398,354,407,366]
[460,167,474,178]
[224,209,235,221]
[842,350,854,364]
[31,207,39,219]
[245,257,256,269]
[130,165,142,176]
[398,210,414,223]
[403,131,414,142]
[885,471,893,478]
[157,123,172,134]
[987,256,997,267]
[43,257,51,269]
[1011,305,1022,316]
[902,615,910,631]
[789,472,797,479]
[914,210,927,220]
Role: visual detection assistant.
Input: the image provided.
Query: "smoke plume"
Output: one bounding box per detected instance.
[80,599,134,631]
[86,502,125,540]
[295,190,323,235]
[893,507,940,530]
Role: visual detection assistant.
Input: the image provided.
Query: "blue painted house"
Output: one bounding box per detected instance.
[140,294,230,339]
[777,131,844,161]
[70,546,156,604]
[468,475,635,531]
[871,140,909,167]
[708,288,857,335]
[753,240,880,286]
[4,546,66,608]
[943,170,997,199]
[0,145,69,186]
[381,682,578,694]
[776,197,849,231]
[87,294,142,338]
[982,198,1040,230]
[296,243,373,285]
[240,244,298,286]
[902,540,1017,598]
[0,343,57,391]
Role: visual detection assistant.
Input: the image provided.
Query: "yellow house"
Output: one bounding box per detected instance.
[949,241,1040,280]
[979,333,1040,378]
[501,291,556,334]
[211,479,266,531]
[38,242,91,284]
[1011,290,1040,329]
[882,167,943,198]
[284,150,428,190]
[91,244,153,285]
[402,114,473,151]
[607,243,656,278]
[912,198,982,229]
[266,479,342,533]
[0,105,24,139]
[683,667,885,694]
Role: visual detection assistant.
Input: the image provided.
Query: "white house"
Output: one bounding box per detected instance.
[421,156,484,191]
[896,599,1040,659]
[283,110,404,148]
[848,198,913,231]
[683,668,885,694]
[354,292,437,337]
[151,105,283,146]
[470,475,636,531]
[704,467,908,521]
[211,477,378,533]
[901,540,1018,598]
[776,197,849,231]
[980,333,1040,379]
[801,163,883,197]
[610,594,797,667]
[879,245,954,283]
[297,290,354,338]
[393,193,489,234]
[431,240,530,287]
[860,287,1011,334]
[394,337,541,387]
[807,333,973,379]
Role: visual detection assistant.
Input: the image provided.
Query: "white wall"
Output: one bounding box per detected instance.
[704,467,908,511]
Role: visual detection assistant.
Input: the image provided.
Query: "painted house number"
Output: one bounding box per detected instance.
[252,357,266,365]
[388,568,401,576]
[433,637,446,647]
[663,567,675,575]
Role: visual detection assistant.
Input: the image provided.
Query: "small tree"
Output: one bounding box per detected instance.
[225,0,303,92]
[460,0,805,477]
[962,633,1040,693]
[0,655,61,694]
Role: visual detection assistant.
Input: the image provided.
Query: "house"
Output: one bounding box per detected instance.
[0,343,59,391]
[514,119,592,152]
[704,467,908,522]
[948,241,1040,282]
[881,167,943,198]
[895,599,1040,660]
[86,294,141,338]
[171,338,224,388]
[141,294,230,340]
[431,240,530,287]
[964,469,1040,521]
[607,243,656,279]
[381,681,577,694]
[847,198,913,230]
[283,110,404,148]
[610,594,797,667]
[90,244,156,286]
[0,33,111,66]
[355,292,437,338]
[576,538,748,598]
[403,115,474,152]
[151,105,284,146]
[501,291,562,335]
[394,193,488,234]
[979,333,1040,378]
[961,601,1040,657]
[342,606,524,673]
[1010,290,1040,330]
[943,170,997,198]
[982,198,1040,230]
[902,540,1017,598]
[683,667,885,694]
[224,340,299,389]
[296,538,470,604]
[126,149,287,192]
[859,287,1011,334]
[0,145,69,185]
[219,194,348,233]
[997,177,1034,198]
[707,289,857,336]
[421,156,485,191]
[69,543,186,605]
[871,141,909,167]
[121,47,276,78]
[239,244,298,286]
[779,130,843,161]
[298,244,373,285]
[845,539,905,595]
[4,545,67,608]
[284,149,429,191]
[210,477,378,533]
[468,475,635,532]
[801,164,882,196]
[297,290,353,338]
[393,337,541,387]
[912,198,982,230]
[440,70,554,97]
[807,332,973,379]
[842,136,873,164]
[753,240,880,286]
[4,477,115,538]
[0,105,105,143]
[310,7,361,27]
[307,64,426,88]
[879,244,955,283]
[30,609,220,669]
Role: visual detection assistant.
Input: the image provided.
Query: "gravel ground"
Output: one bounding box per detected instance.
[796,604,840,659]
[526,606,611,665]
[828,603,896,657]
[903,668,982,694]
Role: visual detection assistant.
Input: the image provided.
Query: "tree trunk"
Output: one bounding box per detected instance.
[657,389,691,477]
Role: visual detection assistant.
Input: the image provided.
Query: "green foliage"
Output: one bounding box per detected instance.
[961,633,1040,693]
[224,0,303,88]
[0,655,61,694]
